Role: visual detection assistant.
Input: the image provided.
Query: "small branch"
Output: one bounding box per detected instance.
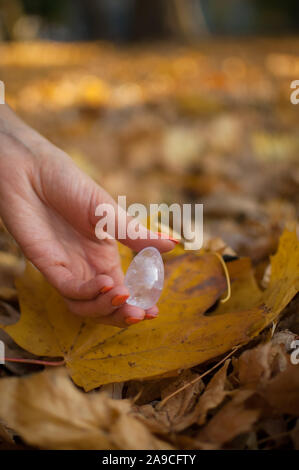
[258,431,290,445]
[157,346,240,409]
[1,357,65,366]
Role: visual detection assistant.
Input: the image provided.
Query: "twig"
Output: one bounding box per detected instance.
[157,346,240,409]
[258,431,290,445]
[0,357,65,366]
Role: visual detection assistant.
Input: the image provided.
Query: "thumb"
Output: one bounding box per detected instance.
[121,221,179,253]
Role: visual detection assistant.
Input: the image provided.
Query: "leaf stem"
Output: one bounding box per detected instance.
[212,251,232,303]
[0,357,65,366]
[157,346,239,409]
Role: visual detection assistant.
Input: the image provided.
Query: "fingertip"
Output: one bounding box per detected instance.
[144,305,159,320]
[125,317,142,325]
[95,304,146,328]
[124,237,178,254]
[143,230,180,252]
[117,304,146,325]
[146,305,159,315]
[122,304,146,320]
[147,238,178,253]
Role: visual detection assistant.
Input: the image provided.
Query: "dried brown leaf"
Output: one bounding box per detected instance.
[290,420,299,450]
[235,342,288,388]
[135,404,170,435]
[196,390,260,448]
[0,368,172,450]
[196,359,231,426]
[159,370,204,432]
[0,420,15,444]
[126,377,174,405]
[260,362,299,415]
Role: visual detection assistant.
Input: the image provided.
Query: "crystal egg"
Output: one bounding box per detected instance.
[124,247,164,310]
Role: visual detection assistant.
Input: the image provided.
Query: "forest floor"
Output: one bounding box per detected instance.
[0,38,298,450]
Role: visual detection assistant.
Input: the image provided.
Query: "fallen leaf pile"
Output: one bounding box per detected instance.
[0,39,299,450]
[0,229,298,450]
[0,367,170,450]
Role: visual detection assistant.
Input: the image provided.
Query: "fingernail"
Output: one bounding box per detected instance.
[100,286,113,294]
[145,314,158,320]
[155,232,180,244]
[100,286,111,294]
[125,317,142,325]
[169,237,180,244]
[111,294,129,306]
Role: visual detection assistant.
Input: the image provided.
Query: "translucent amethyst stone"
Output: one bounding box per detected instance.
[124,247,164,309]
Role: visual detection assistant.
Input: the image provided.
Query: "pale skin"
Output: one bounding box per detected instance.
[0,105,176,328]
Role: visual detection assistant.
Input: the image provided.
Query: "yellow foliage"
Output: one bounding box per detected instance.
[1,230,298,391]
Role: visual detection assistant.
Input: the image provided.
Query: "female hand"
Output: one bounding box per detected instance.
[0,105,176,327]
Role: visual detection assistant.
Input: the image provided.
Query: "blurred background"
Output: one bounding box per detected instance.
[1,0,299,41]
[0,0,299,281]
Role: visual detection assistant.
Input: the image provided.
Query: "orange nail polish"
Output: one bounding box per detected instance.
[145,314,157,320]
[100,286,113,294]
[111,294,129,306]
[125,317,141,325]
[155,232,180,244]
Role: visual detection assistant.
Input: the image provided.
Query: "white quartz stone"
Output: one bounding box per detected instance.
[124,247,164,310]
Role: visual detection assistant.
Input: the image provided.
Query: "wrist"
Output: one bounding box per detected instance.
[0,104,48,151]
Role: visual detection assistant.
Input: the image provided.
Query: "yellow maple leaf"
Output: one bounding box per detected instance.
[1,230,298,391]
